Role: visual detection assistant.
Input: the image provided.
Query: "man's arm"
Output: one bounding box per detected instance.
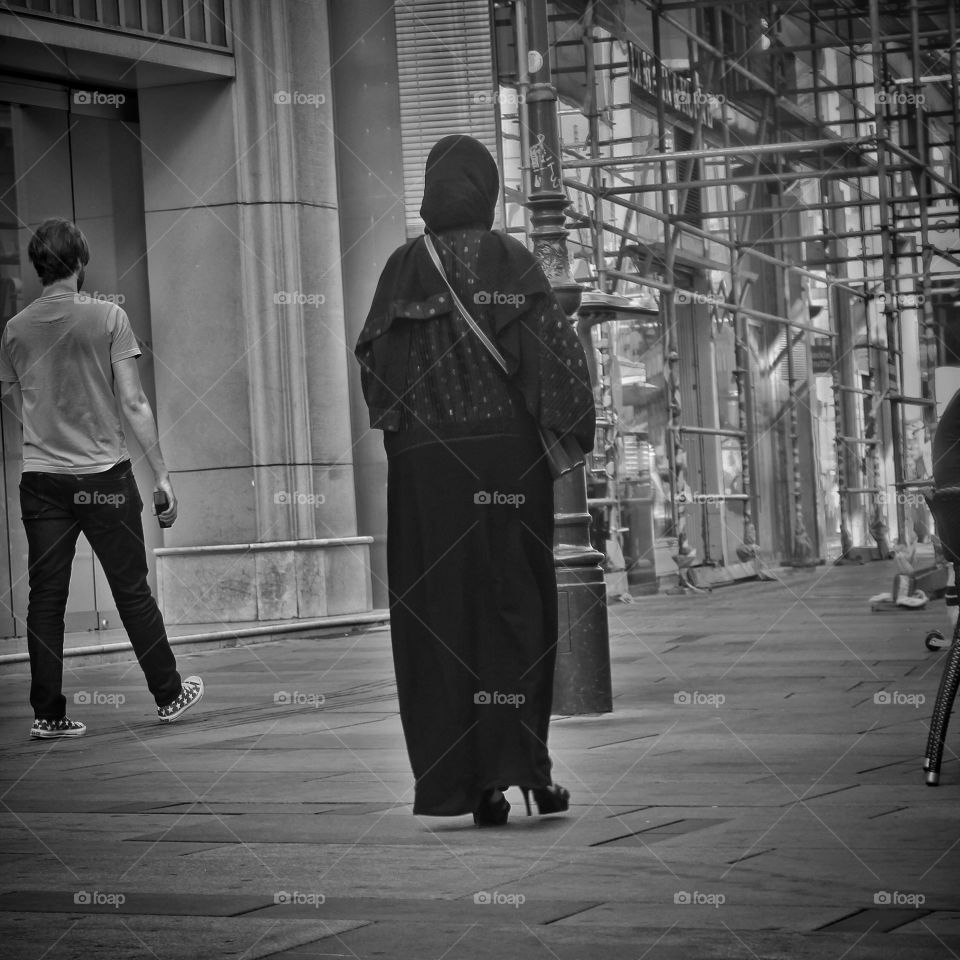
[112,356,177,525]
[1,380,22,422]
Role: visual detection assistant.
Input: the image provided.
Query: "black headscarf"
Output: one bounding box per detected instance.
[419,135,500,233]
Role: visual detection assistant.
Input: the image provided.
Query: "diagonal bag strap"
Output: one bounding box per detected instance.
[423,234,584,479]
[424,235,509,375]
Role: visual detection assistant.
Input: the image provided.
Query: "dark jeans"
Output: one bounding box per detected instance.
[20,460,181,720]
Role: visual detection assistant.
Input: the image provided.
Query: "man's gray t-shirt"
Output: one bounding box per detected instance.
[0,292,142,474]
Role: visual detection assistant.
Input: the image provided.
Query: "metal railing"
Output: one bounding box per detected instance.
[2,0,231,51]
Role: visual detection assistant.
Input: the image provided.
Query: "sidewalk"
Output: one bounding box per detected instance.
[0,560,957,959]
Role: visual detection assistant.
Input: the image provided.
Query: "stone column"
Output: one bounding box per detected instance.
[139,0,372,623]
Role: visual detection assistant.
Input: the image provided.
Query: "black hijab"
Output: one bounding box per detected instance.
[420,135,500,233]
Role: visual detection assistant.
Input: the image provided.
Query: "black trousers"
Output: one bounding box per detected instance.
[20,460,181,720]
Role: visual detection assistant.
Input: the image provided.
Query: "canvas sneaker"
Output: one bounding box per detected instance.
[31,717,86,740]
[157,676,204,723]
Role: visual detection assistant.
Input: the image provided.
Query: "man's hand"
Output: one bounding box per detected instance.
[154,474,178,526]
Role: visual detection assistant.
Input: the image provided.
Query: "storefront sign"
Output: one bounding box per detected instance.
[628,45,717,128]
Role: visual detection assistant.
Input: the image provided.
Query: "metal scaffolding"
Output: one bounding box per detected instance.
[495,0,959,576]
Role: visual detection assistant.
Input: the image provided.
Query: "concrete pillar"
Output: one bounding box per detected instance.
[329,0,407,611]
[138,0,372,623]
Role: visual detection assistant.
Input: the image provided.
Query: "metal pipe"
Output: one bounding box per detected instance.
[603,166,911,194]
[869,0,900,550]
[675,425,746,438]
[564,179,871,299]
[560,136,875,169]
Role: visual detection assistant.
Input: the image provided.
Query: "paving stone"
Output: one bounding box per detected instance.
[0,562,958,958]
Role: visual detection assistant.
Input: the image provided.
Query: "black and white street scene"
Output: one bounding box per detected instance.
[0,1,959,957]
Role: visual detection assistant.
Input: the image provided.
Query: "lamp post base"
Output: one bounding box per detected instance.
[554,560,612,715]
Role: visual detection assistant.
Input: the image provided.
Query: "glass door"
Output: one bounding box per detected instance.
[0,80,155,637]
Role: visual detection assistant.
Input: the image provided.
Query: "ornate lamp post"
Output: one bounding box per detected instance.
[524,0,611,715]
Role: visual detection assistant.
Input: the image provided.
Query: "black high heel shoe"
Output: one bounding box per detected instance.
[520,783,570,817]
[473,788,510,827]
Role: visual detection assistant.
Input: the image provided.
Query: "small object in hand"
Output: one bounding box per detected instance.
[154,490,173,528]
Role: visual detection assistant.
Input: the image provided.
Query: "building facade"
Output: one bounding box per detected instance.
[0,0,956,633]
[0,0,386,633]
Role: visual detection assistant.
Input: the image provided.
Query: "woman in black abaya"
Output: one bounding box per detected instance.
[355,135,595,826]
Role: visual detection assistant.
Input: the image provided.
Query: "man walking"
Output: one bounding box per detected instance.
[0,218,203,739]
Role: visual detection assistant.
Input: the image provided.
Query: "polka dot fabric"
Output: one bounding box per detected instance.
[400,230,521,431]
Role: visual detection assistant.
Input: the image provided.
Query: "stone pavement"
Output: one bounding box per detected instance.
[0,559,958,959]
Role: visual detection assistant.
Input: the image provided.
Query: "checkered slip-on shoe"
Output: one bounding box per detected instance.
[157,676,204,723]
[31,717,86,739]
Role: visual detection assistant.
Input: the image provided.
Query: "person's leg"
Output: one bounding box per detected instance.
[73,465,181,707]
[20,472,82,720]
